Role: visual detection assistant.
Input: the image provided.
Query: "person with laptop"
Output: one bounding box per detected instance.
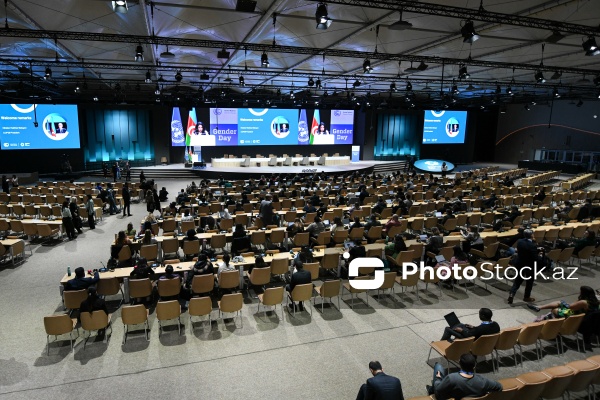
[440,308,500,342]
[427,353,502,399]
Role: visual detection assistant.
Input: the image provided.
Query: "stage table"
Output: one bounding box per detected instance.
[211,156,350,168]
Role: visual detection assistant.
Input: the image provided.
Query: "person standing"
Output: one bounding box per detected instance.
[61,200,77,240]
[1,175,9,193]
[125,161,131,181]
[259,194,275,226]
[122,182,132,217]
[145,189,155,214]
[11,174,18,188]
[507,229,538,304]
[85,194,95,230]
[69,198,83,234]
[111,162,118,183]
[356,361,404,400]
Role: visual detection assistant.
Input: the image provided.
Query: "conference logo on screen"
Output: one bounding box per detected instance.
[42,113,70,141]
[271,116,291,139]
[445,117,460,138]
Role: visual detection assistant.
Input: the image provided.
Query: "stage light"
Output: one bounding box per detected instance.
[261,52,269,67]
[290,90,294,99]
[495,84,501,94]
[135,44,144,62]
[458,65,469,79]
[363,59,372,73]
[406,81,412,91]
[154,85,161,95]
[160,45,175,59]
[553,87,560,98]
[582,36,599,56]
[525,104,530,111]
[175,71,183,82]
[315,78,322,89]
[112,1,127,14]
[534,70,545,83]
[390,82,397,92]
[145,70,152,83]
[308,77,314,87]
[93,96,99,102]
[461,20,479,44]
[315,3,332,30]
[451,84,459,94]
[388,11,412,31]
[217,48,230,60]
[353,79,361,88]
[239,76,245,86]
[74,83,80,93]
[506,86,513,95]
[44,66,52,79]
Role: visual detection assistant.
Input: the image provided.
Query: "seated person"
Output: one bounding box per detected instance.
[160,264,181,281]
[286,218,304,238]
[79,286,108,316]
[159,187,169,202]
[285,259,312,311]
[65,267,99,291]
[180,209,194,222]
[296,246,314,263]
[384,214,402,233]
[129,258,156,280]
[428,353,502,400]
[356,361,404,400]
[125,222,136,237]
[330,217,345,235]
[348,216,363,233]
[305,216,325,238]
[493,205,521,231]
[364,214,381,232]
[441,308,500,342]
[425,227,444,255]
[461,225,483,252]
[184,254,214,289]
[232,223,247,239]
[385,234,407,260]
[571,230,596,256]
[248,255,267,274]
[441,208,455,225]
[217,254,236,287]
[482,193,498,210]
[183,229,198,242]
[528,285,599,321]
[372,197,387,215]
[141,229,157,245]
[303,201,317,213]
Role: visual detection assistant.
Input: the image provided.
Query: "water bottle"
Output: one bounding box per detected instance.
[67,266,71,276]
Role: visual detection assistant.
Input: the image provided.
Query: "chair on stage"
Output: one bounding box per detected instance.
[317,155,326,165]
[241,158,251,167]
[300,157,309,166]
[283,157,292,166]
[268,157,277,167]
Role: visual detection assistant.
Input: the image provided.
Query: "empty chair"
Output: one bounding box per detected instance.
[428,337,475,371]
[514,371,549,399]
[156,300,182,335]
[537,318,564,356]
[539,365,574,400]
[257,286,284,320]
[342,277,370,309]
[564,359,599,400]
[80,310,112,349]
[191,274,214,296]
[218,292,243,327]
[96,277,124,306]
[37,223,61,245]
[157,276,182,300]
[494,327,521,368]
[140,244,159,262]
[43,314,78,355]
[246,266,271,294]
[516,322,545,364]
[558,313,585,353]
[313,279,341,312]
[395,270,419,299]
[219,270,240,293]
[121,304,149,344]
[470,333,500,372]
[161,237,181,260]
[188,297,212,332]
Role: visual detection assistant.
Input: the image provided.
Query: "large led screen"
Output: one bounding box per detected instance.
[422,110,467,144]
[0,104,81,150]
[171,107,354,146]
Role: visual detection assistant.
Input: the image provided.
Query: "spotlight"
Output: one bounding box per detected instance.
[452,84,459,94]
[582,36,599,56]
[315,3,332,30]
[112,0,128,13]
[406,81,412,91]
[145,70,152,83]
[553,87,560,98]
[175,71,183,82]
[353,79,361,88]
[217,48,230,60]
[308,77,315,87]
[545,30,565,44]
[525,104,530,111]
[461,20,479,44]
[93,96,99,102]
[135,44,144,62]
[74,83,80,93]
[388,11,412,31]
[390,82,397,92]
[33,121,38,127]
[534,70,545,83]
[458,65,469,79]
[44,66,52,79]
[506,86,513,95]
[160,45,175,59]
[154,85,161,95]
[576,99,584,107]
[239,76,245,86]
[315,78,322,89]
[363,59,372,73]
[261,52,269,67]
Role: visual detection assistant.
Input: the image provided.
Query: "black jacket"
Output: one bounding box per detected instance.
[360,372,404,400]
[289,269,311,292]
[462,321,500,340]
[515,238,538,269]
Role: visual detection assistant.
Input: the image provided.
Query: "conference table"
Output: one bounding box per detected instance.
[60,243,386,302]
[211,156,350,168]
[0,238,26,265]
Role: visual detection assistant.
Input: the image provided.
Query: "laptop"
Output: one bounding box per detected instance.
[323,220,330,226]
[342,218,350,225]
[435,212,443,218]
[444,312,461,328]
[288,222,295,227]
[355,192,361,196]
[435,254,446,263]
[344,241,356,250]
[419,234,428,241]
[386,199,393,204]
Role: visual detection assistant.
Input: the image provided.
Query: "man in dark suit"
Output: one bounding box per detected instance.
[440,308,500,342]
[286,259,312,311]
[507,229,539,304]
[356,361,404,400]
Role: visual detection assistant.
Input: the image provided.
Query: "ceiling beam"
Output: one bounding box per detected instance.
[0,28,597,76]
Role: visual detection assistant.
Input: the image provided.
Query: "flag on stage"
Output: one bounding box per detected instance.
[170,107,185,146]
[310,109,320,145]
[297,109,309,145]
[187,107,197,137]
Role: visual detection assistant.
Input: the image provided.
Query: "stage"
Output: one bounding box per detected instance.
[135,160,404,180]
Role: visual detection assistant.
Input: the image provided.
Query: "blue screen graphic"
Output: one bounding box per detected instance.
[422,110,467,144]
[0,104,81,150]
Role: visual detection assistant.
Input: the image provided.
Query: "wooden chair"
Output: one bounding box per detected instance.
[182,239,200,259]
[558,314,585,353]
[270,257,290,280]
[539,365,574,400]
[43,314,78,355]
[395,270,419,299]
[513,371,550,399]
[188,297,212,333]
[516,322,545,364]
[63,289,88,312]
[303,262,320,280]
[471,333,500,372]
[140,244,159,262]
[37,223,61,245]
[537,318,564,356]
[80,310,112,349]
[257,286,284,320]
[128,278,153,304]
[157,277,182,299]
[246,266,271,294]
[161,237,180,260]
[494,327,521,368]
[218,292,243,327]
[96,277,124,306]
[313,279,341,312]
[287,283,313,315]
[121,304,149,344]
[156,300,182,335]
[428,337,475,371]
[564,360,599,400]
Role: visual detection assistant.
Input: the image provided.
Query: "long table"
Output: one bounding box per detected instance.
[211,156,350,168]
